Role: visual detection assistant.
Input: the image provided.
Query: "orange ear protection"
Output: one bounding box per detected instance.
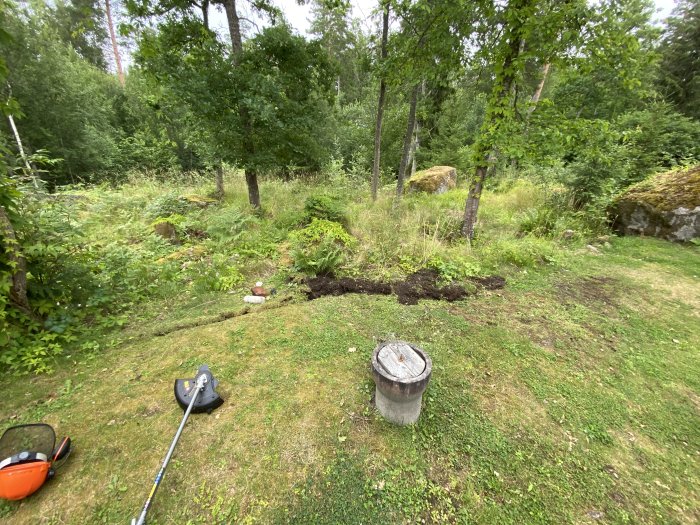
[0,425,71,501]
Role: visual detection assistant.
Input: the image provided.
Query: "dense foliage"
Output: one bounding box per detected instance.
[0,0,698,373]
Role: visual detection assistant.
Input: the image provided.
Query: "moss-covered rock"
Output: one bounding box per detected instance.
[611,165,700,242]
[407,166,457,194]
[182,194,218,207]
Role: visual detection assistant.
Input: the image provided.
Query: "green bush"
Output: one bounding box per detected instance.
[518,190,610,240]
[427,254,481,282]
[205,209,253,243]
[144,192,192,220]
[190,254,244,293]
[482,237,556,269]
[289,219,355,276]
[303,195,347,227]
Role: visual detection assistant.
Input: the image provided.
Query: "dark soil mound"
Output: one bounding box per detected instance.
[393,268,470,305]
[305,269,505,305]
[305,276,392,300]
[469,275,507,290]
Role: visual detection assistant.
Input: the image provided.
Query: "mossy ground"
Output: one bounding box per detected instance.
[1,174,698,524]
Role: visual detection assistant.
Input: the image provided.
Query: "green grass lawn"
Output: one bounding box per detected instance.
[1,235,698,524]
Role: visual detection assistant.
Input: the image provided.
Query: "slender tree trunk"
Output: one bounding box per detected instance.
[223,0,243,59]
[461,166,486,240]
[222,0,261,208]
[462,1,530,239]
[371,1,389,202]
[396,83,420,199]
[201,0,210,30]
[105,0,125,87]
[7,114,34,181]
[527,62,550,118]
[410,121,418,178]
[215,163,224,199]
[0,206,32,316]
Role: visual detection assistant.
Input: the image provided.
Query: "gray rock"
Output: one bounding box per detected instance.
[615,202,700,242]
[611,166,700,242]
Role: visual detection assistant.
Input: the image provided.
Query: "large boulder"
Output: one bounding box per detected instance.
[611,166,700,242]
[407,166,457,194]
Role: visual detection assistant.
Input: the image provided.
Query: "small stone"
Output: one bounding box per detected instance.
[672,339,680,344]
[251,286,269,297]
[563,229,575,239]
[586,244,601,254]
[587,510,604,520]
[108,419,116,426]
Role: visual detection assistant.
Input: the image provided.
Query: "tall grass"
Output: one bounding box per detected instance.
[68,168,607,286]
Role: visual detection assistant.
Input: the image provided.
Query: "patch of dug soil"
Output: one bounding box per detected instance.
[394,269,471,305]
[305,276,392,300]
[469,275,507,290]
[557,276,617,307]
[305,269,505,305]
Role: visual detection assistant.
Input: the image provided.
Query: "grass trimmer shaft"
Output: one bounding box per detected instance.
[132,365,223,525]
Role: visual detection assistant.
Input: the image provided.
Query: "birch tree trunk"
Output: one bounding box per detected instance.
[105,0,125,87]
[222,0,261,208]
[410,121,418,179]
[7,114,34,180]
[371,2,389,202]
[527,62,550,118]
[396,83,420,199]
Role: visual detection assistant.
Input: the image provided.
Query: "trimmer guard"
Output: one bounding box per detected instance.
[174,365,224,413]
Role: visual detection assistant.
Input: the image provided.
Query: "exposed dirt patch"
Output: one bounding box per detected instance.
[469,275,507,290]
[305,269,505,305]
[556,276,618,308]
[305,276,392,300]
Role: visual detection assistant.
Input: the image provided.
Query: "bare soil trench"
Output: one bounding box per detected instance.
[305,269,505,305]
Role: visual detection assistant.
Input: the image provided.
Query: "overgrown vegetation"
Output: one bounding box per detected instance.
[0,0,698,521]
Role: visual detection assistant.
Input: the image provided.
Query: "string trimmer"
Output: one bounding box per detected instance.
[132,365,223,525]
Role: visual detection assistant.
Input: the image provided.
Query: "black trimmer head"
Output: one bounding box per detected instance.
[174,365,224,413]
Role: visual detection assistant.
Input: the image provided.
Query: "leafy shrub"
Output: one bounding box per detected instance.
[519,207,559,237]
[482,237,556,269]
[303,195,347,227]
[144,192,191,220]
[190,254,244,293]
[427,254,481,282]
[205,209,253,243]
[421,211,463,243]
[288,219,355,276]
[518,190,610,239]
